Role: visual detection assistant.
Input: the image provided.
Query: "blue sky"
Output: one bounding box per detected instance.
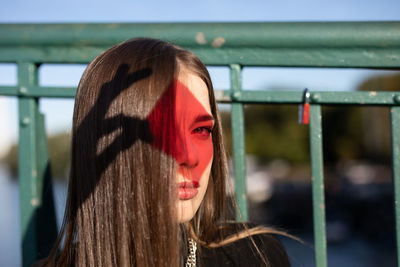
[2,0,400,22]
[0,0,400,147]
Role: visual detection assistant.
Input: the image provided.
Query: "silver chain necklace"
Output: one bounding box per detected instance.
[185,238,197,267]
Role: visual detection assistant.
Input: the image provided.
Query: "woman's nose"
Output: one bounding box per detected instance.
[175,136,199,168]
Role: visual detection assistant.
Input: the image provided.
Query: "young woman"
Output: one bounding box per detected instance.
[41,38,291,266]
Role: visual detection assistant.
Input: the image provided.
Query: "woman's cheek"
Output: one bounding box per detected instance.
[197,140,213,167]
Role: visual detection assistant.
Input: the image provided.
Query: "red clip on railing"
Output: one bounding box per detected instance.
[298,88,310,124]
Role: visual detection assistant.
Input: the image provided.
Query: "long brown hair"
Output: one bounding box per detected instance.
[42,38,286,267]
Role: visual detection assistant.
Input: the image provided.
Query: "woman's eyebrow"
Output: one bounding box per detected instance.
[193,114,215,124]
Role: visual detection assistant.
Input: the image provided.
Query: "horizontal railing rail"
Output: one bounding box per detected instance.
[0,22,400,67]
[1,86,400,105]
[0,22,399,267]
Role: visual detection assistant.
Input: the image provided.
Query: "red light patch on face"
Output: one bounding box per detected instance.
[148,80,214,183]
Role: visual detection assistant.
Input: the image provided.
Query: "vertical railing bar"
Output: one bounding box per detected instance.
[309,104,328,267]
[18,62,58,266]
[390,106,400,267]
[34,107,58,259]
[229,63,248,221]
[18,62,40,266]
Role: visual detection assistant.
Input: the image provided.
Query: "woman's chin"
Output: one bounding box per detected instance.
[177,197,203,223]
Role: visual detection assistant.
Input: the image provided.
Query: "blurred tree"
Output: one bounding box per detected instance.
[358,73,400,161]
[322,106,365,162]
[220,104,309,164]
[323,72,399,163]
[220,72,399,165]
[1,132,71,179]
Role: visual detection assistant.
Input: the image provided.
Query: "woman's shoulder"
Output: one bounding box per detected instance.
[198,223,291,267]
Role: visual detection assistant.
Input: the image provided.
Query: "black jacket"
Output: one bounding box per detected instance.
[197,225,291,267]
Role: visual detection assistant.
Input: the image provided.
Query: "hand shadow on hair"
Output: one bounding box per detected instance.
[73,64,153,208]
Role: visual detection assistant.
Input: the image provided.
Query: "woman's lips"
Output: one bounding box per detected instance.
[177,181,199,200]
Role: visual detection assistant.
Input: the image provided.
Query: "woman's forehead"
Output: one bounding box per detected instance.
[176,72,211,115]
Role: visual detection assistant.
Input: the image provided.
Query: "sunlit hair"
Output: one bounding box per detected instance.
[41,38,290,267]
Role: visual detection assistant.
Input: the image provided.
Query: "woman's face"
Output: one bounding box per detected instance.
[148,71,214,222]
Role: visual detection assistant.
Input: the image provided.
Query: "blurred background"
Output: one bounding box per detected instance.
[1,0,400,266]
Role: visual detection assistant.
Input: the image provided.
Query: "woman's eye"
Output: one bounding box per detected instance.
[192,127,212,137]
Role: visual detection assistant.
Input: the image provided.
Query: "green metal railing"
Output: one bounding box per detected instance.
[0,22,399,267]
